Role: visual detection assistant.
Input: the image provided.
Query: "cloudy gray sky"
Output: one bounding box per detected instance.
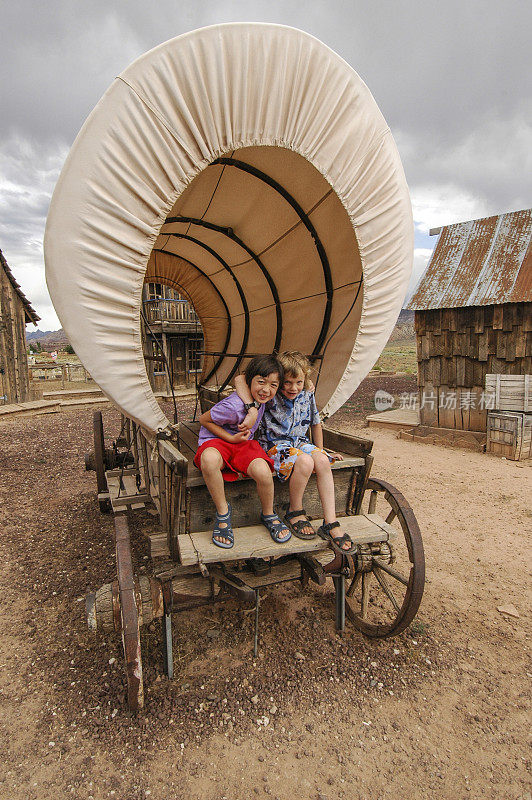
[1,0,531,330]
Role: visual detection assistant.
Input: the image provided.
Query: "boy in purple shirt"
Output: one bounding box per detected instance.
[194,355,291,549]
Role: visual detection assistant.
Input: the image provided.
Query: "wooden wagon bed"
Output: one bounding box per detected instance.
[105,419,378,565]
[89,411,424,712]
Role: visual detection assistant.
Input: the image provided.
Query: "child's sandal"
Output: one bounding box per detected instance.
[212,503,233,549]
[260,513,291,544]
[317,520,356,554]
[284,508,316,540]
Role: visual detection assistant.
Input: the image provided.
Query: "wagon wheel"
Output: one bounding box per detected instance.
[345,478,425,638]
[93,410,111,513]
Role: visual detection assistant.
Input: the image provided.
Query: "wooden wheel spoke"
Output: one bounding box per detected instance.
[385,509,396,524]
[372,557,409,586]
[372,565,401,613]
[361,572,371,618]
[368,490,378,514]
[346,572,361,598]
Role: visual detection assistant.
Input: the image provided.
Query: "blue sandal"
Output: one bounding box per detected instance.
[212,503,233,548]
[261,512,291,544]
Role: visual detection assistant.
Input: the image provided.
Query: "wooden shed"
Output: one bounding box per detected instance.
[0,249,40,404]
[408,208,532,432]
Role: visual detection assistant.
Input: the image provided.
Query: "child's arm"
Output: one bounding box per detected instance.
[311,422,324,449]
[233,373,259,431]
[198,409,251,443]
[310,397,343,461]
[312,422,343,461]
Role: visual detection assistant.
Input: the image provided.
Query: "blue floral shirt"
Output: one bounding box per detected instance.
[257,391,321,451]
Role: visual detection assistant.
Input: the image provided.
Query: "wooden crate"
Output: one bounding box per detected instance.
[486,411,532,460]
[485,374,531,412]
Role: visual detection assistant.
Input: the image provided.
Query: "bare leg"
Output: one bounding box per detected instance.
[247,458,275,515]
[200,448,231,545]
[312,451,350,550]
[287,454,314,535]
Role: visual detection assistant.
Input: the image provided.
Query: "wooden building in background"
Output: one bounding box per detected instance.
[408,208,532,432]
[142,281,203,393]
[0,249,40,404]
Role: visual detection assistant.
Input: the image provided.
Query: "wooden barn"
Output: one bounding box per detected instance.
[408,208,532,433]
[0,249,40,404]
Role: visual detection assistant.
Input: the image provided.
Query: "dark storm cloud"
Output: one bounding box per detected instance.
[0,0,531,326]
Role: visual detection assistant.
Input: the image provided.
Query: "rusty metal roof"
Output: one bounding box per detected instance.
[0,249,40,324]
[408,208,532,310]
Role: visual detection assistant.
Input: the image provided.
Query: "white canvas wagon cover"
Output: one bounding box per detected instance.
[44,23,413,434]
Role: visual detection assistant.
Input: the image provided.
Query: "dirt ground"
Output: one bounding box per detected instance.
[0,398,530,800]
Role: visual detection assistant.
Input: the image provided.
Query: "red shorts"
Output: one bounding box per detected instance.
[194,438,274,482]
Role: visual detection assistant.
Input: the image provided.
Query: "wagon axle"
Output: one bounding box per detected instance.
[84,447,134,473]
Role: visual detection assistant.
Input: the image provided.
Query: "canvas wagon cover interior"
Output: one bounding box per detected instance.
[44,23,413,434]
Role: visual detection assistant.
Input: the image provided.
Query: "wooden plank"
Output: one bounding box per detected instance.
[178,421,200,456]
[496,331,507,360]
[150,532,170,560]
[235,560,303,588]
[322,426,373,457]
[179,514,392,566]
[363,514,398,540]
[486,411,532,460]
[458,388,469,431]
[485,374,531,412]
[107,471,148,510]
[421,333,430,360]
[492,306,504,330]
[432,358,441,387]
[464,358,475,388]
[106,466,138,478]
[438,386,456,429]
[111,493,150,510]
[522,303,532,332]
[448,309,458,332]
[468,387,487,432]
[187,461,363,532]
[158,438,188,468]
[456,357,466,387]
[474,306,485,334]
[502,304,515,332]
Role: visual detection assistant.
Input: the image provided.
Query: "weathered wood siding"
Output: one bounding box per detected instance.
[416,302,532,431]
[486,411,532,460]
[0,265,31,404]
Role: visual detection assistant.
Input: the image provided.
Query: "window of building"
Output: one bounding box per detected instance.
[147,282,163,300]
[188,338,203,373]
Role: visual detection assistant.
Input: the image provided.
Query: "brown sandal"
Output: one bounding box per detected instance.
[284,508,316,540]
[317,520,356,554]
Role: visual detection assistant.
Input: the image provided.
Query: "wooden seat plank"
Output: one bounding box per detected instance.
[178,421,199,457]
[178,514,393,566]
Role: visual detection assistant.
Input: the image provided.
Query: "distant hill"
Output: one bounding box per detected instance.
[26,328,70,351]
[389,308,415,342]
[26,329,53,341]
[25,312,414,353]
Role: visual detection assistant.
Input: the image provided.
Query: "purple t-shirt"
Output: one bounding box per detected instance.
[198,391,265,446]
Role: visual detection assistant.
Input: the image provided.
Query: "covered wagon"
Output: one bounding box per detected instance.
[44,23,425,711]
